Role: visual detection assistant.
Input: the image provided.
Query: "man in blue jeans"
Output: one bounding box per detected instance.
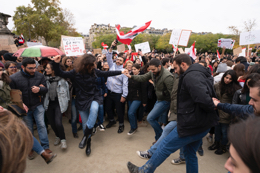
[10,58,51,156]
[125,58,174,141]
[127,54,219,173]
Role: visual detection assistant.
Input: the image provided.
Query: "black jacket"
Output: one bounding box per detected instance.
[127,72,147,104]
[10,70,48,110]
[53,62,122,110]
[177,64,219,137]
[232,89,248,105]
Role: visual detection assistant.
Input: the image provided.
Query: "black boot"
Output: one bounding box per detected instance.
[78,127,92,149]
[85,137,91,156]
[215,145,227,155]
[208,141,220,150]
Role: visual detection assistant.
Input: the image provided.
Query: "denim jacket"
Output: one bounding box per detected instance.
[44,78,70,113]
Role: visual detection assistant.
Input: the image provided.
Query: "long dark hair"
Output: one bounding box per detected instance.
[220,70,241,97]
[228,118,260,173]
[233,63,245,77]
[74,54,96,75]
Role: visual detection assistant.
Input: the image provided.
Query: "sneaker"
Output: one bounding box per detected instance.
[136,150,151,160]
[127,128,137,135]
[206,135,213,143]
[106,120,116,128]
[99,124,106,131]
[127,162,139,173]
[118,125,124,133]
[54,137,60,146]
[92,127,97,136]
[197,146,204,156]
[171,157,186,165]
[60,139,67,150]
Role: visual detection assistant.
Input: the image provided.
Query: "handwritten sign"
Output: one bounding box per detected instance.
[134,42,151,54]
[117,44,125,53]
[240,30,260,45]
[178,30,192,47]
[62,37,84,56]
[169,29,182,45]
[218,38,235,49]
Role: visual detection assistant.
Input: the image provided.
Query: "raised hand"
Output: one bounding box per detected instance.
[52,55,61,63]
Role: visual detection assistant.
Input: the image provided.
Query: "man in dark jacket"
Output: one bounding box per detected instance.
[127,54,219,173]
[10,58,51,153]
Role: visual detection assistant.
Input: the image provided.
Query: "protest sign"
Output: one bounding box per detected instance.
[117,44,125,53]
[178,48,184,54]
[218,39,235,49]
[239,48,246,57]
[27,42,43,47]
[169,29,182,45]
[134,42,151,54]
[233,47,242,56]
[93,48,102,55]
[62,37,85,56]
[240,30,260,45]
[0,39,8,47]
[178,30,192,47]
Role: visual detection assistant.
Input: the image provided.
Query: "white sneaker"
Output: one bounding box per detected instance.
[60,139,67,150]
[54,137,60,146]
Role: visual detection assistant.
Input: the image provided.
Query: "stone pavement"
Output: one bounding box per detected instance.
[25,117,229,173]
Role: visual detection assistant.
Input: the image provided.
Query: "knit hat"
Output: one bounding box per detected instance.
[216,63,227,73]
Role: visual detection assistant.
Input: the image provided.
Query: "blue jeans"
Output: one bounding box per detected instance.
[33,136,44,155]
[148,121,177,155]
[96,104,104,126]
[215,123,229,146]
[147,101,170,140]
[23,104,49,149]
[78,101,99,132]
[139,127,210,173]
[158,109,168,124]
[71,98,78,134]
[128,100,142,130]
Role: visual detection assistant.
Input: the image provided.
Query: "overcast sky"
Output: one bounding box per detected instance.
[2,0,260,35]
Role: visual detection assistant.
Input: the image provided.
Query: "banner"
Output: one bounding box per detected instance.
[240,30,260,45]
[27,42,43,47]
[134,42,151,54]
[218,38,235,49]
[62,37,85,56]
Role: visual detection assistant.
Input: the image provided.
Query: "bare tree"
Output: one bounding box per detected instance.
[244,19,256,32]
[228,26,241,35]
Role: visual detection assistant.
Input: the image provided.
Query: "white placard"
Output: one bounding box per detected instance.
[62,37,85,56]
[27,42,43,47]
[169,29,182,45]
[240,30,260,45]
[239,48,246,57]
[134,41,151,54]
[217,39,235,49]
[178,30,192,47]
[185,48,197,54]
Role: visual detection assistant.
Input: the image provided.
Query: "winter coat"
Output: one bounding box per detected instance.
[0,81,12,109]
[214,83,233,124]
[168,73,179,122]
[10,70,48,111]
[127,72,147,104]
[177,64,219,137]
[43,78,70,113]
[131,66,174,102]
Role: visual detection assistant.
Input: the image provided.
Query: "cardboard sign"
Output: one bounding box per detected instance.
[169,29,182,45]
[134,42,151,54]
[62,37,85,56]
[93,48,102,55]
[178,48,184,54]
[27,42,43,47]
[178,30,192,47]
[218,38,235,49]
[240,30,260,45]
[0,39,8,47]
[233,47,242,56]
[117,44,125,53]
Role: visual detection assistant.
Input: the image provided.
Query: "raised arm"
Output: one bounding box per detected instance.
[52,55,75,79]
[107,40,118,68]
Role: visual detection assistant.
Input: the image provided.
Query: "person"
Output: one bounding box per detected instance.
[124,60,133,74]
[235,56,249,72]
[125,58,173,142]
[51,54,128,156]
[225,118,260,173]
[0,68,11,108]
[209,70,241,155]
[44,61,70,150]
[161,58,170,70]
[214,62,228,84]
[4,61,18,76]
[16,56,23,69]
[127,64,147,135]
[105,41,129,133]
[233,63,245,79]
[9,58,52,156]
[127,54,219,173]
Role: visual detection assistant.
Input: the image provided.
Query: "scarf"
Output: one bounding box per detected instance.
[46,76,61,101]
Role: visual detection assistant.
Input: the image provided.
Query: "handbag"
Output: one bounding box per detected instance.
[0,96,27,117]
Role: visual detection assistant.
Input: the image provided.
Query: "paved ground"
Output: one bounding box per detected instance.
[25,117,229,173]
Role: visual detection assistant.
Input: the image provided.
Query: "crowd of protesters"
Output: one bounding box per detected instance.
[0,39,260,173]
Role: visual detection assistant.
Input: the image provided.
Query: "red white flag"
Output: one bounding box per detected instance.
[172,44,178,52]
[115,21,152,45]
[187,41,196,60]
[101,42,108,50]
[217,50,221,60]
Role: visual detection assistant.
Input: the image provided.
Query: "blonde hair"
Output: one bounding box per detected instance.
[0,110,33,173]
[124,60,133,68]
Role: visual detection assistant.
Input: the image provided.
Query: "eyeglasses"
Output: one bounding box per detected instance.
[9,66,17,69]
[26,67,36,70]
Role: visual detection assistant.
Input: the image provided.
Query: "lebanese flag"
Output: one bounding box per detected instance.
[101,42,108,50]
[115,21,152,45]
[217,50,221,60]
[187,41,196,60]
[172,45,178,52]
